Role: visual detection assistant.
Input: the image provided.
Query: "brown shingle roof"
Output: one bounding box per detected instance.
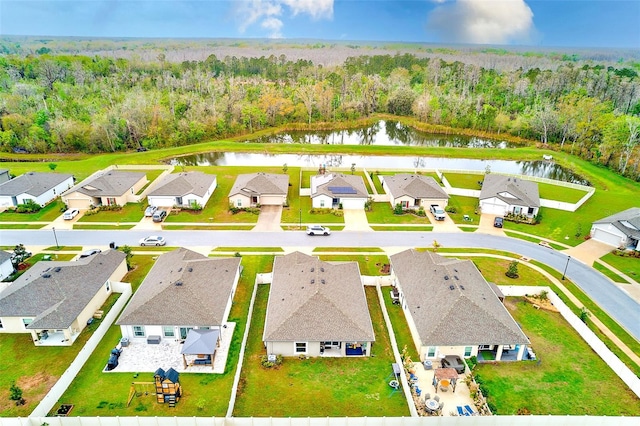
[67,170,145,197]
[389,249,529,347]
[148,171,216,198]
[479,174,540,207]
[263,252,375,342]
[228,173,289,197]
[0,250,126,329]
[117,248,240,326]
[0,172,73,197]
[384,174,449,200]
[312,173,368,199]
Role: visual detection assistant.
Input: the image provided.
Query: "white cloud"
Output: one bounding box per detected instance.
[426,0,535,45]
[235,0,333,37]
[262,17,284,38]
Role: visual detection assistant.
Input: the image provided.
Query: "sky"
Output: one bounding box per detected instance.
[0,0,638,49]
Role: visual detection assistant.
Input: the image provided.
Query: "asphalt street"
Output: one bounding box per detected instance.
[2,229,639,341]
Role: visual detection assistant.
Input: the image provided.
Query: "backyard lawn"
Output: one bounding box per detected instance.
[460,256,552,287]
[0,199,66,222]
[476,298,640,416]
[319,254,390,276]
[57,255,272,417]
[233,285,409,417]
[598,252,639,280]
[445,195,480,224]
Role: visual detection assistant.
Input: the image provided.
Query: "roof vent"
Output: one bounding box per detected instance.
[311,279,315,284]
[454,276,459,280]
[449,285,455,290]
[42,274,51,278]
[175,281,183,286]
[188,267,193,272]
[454,268,458,273]
[311,267,315,272]
[178,267,183,272]
[460,285,465,290]
[321,279,326,284]
[54,267,62,273]
[320,267,325,272]
[444,275,449,280]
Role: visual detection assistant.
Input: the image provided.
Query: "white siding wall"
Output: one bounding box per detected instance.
[312,194,333,209]
[0,259,14,281]
[0,316,33,333]
[230,194,251,208]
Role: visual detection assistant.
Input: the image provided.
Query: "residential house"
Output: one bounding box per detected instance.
[0,169,10,184]
[0,250,127,346]
[479,174,540,218]
[382,174,449,210]
[389,249,530,362]
[228,172,289,208]
[62,170,147,210]
[310,172,368,209]
[0,172,74,208]
[590,207,640,250]
[0,251,14,282]
[147,171,217,209]
[117,248,241,346]
[263,252,375,357]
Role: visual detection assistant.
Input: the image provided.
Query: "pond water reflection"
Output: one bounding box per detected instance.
[249,120,516,148]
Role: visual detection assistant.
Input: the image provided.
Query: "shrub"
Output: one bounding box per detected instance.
[9,382,23,401]
[260,354,283,368]
[332,209,343,217]
[16,199,41,213]
[416,207,426,217]
[445,205,457,213]
[466,356,478,371]
[506,260,519,278]
[393,203,404,215]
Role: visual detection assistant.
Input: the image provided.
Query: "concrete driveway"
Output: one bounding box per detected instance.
[564,238,614,267]
[430,214,462,233]
[342,209,371,231]
[252,205,283,231]
[477,213,505,235]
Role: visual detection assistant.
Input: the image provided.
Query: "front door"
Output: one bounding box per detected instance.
[179,327,193,340]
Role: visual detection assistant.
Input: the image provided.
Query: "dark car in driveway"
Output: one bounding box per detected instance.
[493,217,504,228]
[441,355,466,374]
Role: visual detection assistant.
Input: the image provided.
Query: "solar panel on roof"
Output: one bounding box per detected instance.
[328,186,357,194]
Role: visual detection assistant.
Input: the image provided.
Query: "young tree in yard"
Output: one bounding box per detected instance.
[120,245,133,270]
[48,162,57,171]
[506,260,519,278]
[11,244,30,266]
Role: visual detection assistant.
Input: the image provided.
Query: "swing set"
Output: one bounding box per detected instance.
[127,382,155,407]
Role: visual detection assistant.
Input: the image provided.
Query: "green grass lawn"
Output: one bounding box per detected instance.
[0,292,122,417]
[366,202,431,224]
[233,285,409,417]
[312,247,384,253]
[0,224,45,229]
[445,195,480,224]
[73,224,135,230]
[58,255,272,417]
[476,298,640,416]
[0,199,66,222]
[212,247,284,252]
[382,289,419,362]
[598,252,639,280]
[592,262,629,283]
[443,173,483,190]
[319,254,390,276]
[78,203,145,223]
[537,182,589,203]
[504,231,567,250]
[371,225,434,231]
[462,257,552,286]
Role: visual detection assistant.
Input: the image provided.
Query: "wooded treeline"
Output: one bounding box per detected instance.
[0,51,639,179]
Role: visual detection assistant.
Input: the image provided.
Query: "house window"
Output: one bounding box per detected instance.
[133,326,145,337]
[320,199,325,207]
[513,206,522,215]
[0,319,3,329]
[22,318,32,328]
[464,346,473,357]
[106,282,110,292]
[107,197,116,206]
[163,326,175,337]
[237,199,242,207]
[528,207,535,215]
[176,197,183,205]
[295,342,307,354]
[427,346,436,357]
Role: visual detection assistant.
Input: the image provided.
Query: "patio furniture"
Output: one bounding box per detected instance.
[147,335,161,344]
[423,360,433,370]
[424,392,430,400]
[457,406,469,416]
[464,404,477,415]
[425,398,439,412]
[463,215,472,222]
[434,368,459,393]
[439,379,450,391]
[389,380,399,389]
[433,394,440,402]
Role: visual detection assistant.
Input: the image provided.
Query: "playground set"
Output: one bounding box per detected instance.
[127,367,183,408]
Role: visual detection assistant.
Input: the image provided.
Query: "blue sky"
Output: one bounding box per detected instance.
[0,1,638,49]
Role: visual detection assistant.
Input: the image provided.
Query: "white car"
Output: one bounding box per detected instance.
[306,225,331,236]
[139,236,166,246]
[63,209,80,220]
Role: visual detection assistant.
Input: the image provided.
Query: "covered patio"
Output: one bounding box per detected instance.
[181,329,219,370]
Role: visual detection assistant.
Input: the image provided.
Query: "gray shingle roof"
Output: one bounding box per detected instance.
[66,170,145,197]
[384,174,449,200]
[263,252,375,342]
[0,250,126,329]
[0,250,12,265]
[148,172,216,198]
[593,207,640,239]
[117,248,241,326]
[229,173,289,198]
[312,173,368,199]
[479,174,540,207]
[389,249,529,347]
[0,172,73,197]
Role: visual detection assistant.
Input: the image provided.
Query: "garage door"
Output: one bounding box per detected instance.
[341,198,365,209]
[259,195,284,205]
[480,201,506,216]
[592,227,622,247]
[66,198,91,210]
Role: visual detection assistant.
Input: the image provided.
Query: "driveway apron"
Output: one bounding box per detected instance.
[252,205,283,231]
[342,209,372,231]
